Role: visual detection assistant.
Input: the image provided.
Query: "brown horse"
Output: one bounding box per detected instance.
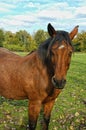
[0,23,78,130]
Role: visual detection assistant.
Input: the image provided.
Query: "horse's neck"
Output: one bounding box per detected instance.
[22,51,53,78]
[22,51,37,64]
[36,53,54,79]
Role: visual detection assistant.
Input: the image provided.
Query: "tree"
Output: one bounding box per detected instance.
[4,31,15,44]
[15,30,37,51]
[1,28,86,52]
[73,31,86,52]
[27,35,37,51]
[34,30,49,47]
[0,29,4,47]
[16,30,30,50]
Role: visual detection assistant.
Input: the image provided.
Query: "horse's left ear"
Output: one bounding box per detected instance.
[69,25,79,40]
[47,23,57,37]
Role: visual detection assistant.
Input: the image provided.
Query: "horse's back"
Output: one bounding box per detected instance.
[0,47,20,58]
[0,48,27,99]
[0,47,12,53]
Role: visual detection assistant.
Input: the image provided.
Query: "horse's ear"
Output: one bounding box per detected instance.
[47,23,57,37]
[69,25,79,40]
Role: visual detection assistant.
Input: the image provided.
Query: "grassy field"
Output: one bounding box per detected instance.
[0,53,86,130]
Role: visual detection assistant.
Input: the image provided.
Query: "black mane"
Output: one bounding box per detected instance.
[38,31,72,64]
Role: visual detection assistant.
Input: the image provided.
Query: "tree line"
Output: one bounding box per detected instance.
[0,28,86,52]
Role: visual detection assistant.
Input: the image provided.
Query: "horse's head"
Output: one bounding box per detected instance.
[47,23,79,89]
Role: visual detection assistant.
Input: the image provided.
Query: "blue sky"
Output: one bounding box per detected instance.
[0,0,86,34]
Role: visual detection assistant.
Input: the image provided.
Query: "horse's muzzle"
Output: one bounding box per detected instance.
[52,77,66,89]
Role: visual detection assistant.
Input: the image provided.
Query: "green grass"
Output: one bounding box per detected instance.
[14,51,29,56]
[0,53,86,130]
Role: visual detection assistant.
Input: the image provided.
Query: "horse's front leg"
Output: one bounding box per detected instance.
[27,100,42,130]
[42,100,55,130]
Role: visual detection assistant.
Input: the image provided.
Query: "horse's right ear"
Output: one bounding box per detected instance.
[47,23,56,37]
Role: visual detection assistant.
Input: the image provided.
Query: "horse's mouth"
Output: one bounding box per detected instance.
[52,77,66,89]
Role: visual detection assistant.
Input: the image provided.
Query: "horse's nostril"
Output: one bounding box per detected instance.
[52,76,58,85]
[52,77,56,83]
[52,77,66,89]
[52,76,58,87]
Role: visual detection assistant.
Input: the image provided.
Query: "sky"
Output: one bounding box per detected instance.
[0,0,86,34]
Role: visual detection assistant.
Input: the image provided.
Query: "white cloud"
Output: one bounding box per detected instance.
[38,9,73,20]
[11,14,36,22]
[0,13,38,33]
[24,2,40,8]
[0,0,86,33]
[0,2,16,12]
[0,7,10,12]
[0,2,15,8]
[75,6,86,15]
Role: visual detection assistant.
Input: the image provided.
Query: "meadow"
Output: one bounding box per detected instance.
[0,53,86,130]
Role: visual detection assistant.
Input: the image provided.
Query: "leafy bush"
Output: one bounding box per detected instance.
[3,44,25,52]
